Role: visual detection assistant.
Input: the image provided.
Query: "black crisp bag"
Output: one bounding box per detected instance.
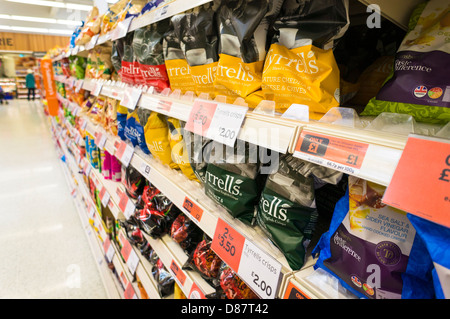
[256,154,342,270]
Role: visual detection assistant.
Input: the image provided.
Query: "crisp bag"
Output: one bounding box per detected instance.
[124,108,151,155]
[163,18,196,94]
[132,20,171,91]
[144,112,179,169]
[172,3,219,97]
[407,214,450,299]
[256,154,342,270]
[362,0,450,124]
[213,0,283,107]
[313,176,435,299]
[262,0,349,118]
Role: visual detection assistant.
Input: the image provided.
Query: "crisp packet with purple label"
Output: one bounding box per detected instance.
[313,176,435,299]
[362,0,450,124]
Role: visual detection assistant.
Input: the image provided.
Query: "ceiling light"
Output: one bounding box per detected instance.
[0,25,74,36]
[0,14,82,26]
[7,0,93,11]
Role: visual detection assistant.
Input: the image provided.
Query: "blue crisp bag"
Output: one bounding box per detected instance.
[313,176,435,299]
[407,214,450,299]
[124,108,151,155]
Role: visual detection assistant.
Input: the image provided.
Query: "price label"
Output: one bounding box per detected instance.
[211,218,282,299]
[124,282,137,299]
[211,218,245,272]
[83,161,92,176]
[182,197,203,223]
[155,4,169,19]
[121,87,142,110]
[75,79,84,93]
[103,237,115,263]
[170,259,186,287]
[118,191,136,220]
[382,135,450,228]
[126,249,139,275]
[111,17,133,40]
[188,283,206,299]
[85,34,99,50]
[139,162,151,178]
[115,141,134,167]
[293,130,369,175]
[185,100,247,147]
[99,187,111,207]
[94,132,107,149]
[80,118,88,131]
[156,99,172,113]
[92,82,103,96]
[282,281,311,299]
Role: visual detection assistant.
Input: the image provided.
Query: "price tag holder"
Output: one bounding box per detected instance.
[188,283,206,299]
[75,79,84,93]
[92,82,103,96]
[182,197,203,224]
[94,132,107,149]
[115,141,134,167]
[103,237,115,263]
[293,130,369,175]
[185,99,248,147]
[382,135,450,228]
[120,236,139,275]
[85,34,99,50]
[99,187,111,207]
[124,282,137,299]
[211,218,282,299]
[121,87,142,110]
[118,191,136,220]
[111,17,133,40]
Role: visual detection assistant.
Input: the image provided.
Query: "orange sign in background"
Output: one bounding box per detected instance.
[41,58,58,116]
[383,135,450,228]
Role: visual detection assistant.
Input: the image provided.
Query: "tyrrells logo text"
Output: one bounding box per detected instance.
[259,195,290,222]
[205,171,243,196]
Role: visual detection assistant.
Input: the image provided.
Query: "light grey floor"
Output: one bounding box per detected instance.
[0,99,107,299]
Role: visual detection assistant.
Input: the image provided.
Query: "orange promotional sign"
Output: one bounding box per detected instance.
[293,130,369,175]
[40,58,58,116]
[383,135,450,228]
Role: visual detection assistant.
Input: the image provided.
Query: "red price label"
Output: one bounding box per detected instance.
[118,191,128,212]
[211,218,245,272]
[383,135,450,228]
[157,100,172,113]
[184,100,217,136]
[120,238,132,261]
[124,282,136,299]
[189,282,206,299]
[182,197,203,223]
[170,259,186,286]
[282,281,311,299]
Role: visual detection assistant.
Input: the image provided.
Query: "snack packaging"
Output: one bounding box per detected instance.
[407,214,450,299]
[219,263,259,299]
[123,165,147,199]
[166,117,199,181]
[172,3,219,97]
[124,107,151,155]
[116,103,129,141]
[132,20,171,91]
[256,154,342,270]
[261,0,349,118]
[163,19,196,94]
[120,32,137,85]
[362,0,450,124]
[170,213,203,255]
[76,7,100,46]
[313,176,435,299]
[213,0,283,107]
[144,112,179,169]
[152,258,175,297]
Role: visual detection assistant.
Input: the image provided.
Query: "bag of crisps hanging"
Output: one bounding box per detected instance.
[132,20,170,91]
[172,3,219,97]
[163,18,196,94]
[117,103,129,141]
[144,112,178,169]
[262,0,349,119]
[362,0,450,124]
[120,32,136,85]
[125,107,151,155]
[166,117,199,181]
[213,0,283,107]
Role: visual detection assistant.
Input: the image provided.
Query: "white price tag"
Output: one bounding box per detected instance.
[111,17,133,40]
[115,141,134,167]
[85,34,99,50]
[238,240,282,299]
[81,118,88,131]
[155,4,169,19]
[126,250,139,275]
[139,162,151,178]
[120,87,142,110]
[123,200,135,220]
[95,132,107,149]
[100,187,111,207]
[92,82,103,96]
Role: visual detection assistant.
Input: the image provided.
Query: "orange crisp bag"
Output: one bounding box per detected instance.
[261,0,349,119]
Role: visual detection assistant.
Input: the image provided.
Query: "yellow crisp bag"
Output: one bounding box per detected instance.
[171,4,219,98]
[213,0,283,107]
[144,112,178,169]
[166,117,199,182]
[261,0,349,119]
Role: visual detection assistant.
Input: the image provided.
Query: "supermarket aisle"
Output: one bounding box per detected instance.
[0,99,107,299]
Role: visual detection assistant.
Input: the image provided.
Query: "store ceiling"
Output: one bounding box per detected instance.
[0,0,117,36]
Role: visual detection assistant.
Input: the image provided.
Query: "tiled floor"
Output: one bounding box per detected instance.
[0,99,107,299]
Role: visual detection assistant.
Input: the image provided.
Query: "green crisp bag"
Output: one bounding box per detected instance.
[256,154,342,270]
[362,0,450,124]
